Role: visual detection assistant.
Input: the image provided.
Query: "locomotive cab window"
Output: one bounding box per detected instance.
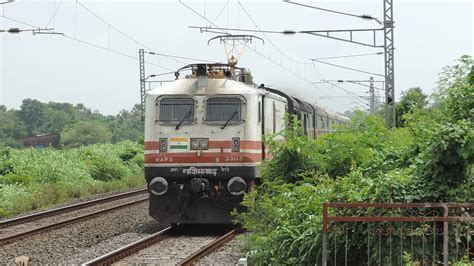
[205,97,242,124]
[158,98,194,124]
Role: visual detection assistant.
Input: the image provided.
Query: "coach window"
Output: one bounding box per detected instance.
[206,97,242,123]
[158,98,194,124]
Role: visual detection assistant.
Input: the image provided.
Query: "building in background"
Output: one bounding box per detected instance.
[16,133,60,148]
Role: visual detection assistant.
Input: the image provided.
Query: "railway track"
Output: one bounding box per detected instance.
[178,227,240,266]
[83,225,240,266]
[0,188,148,245]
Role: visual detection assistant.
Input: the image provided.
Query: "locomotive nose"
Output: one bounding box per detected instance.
[227,176,247,195]
[149,176,168,196]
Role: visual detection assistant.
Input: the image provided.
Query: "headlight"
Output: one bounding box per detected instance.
[149,176,168,196]
[232,137,240,152]
[190,138,209,150]
[227,176,246,195]
[159,138,167,152]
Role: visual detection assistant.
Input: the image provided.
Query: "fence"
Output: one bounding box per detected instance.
[322,203,473,265]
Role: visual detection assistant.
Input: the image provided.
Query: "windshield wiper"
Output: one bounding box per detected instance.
[176,109,192,130]
[221,110,238,129]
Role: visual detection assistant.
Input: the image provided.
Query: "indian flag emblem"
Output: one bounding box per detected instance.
[169,137,188,150]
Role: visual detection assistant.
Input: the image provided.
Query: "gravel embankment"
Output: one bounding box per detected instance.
[197,238,245,265]
[117,235,216,265]
[0,194,147,241]
[0,201,164,265]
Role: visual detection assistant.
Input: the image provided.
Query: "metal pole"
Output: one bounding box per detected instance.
[443,204,449,265]
[139,49,146,122]
[383,0,395,128]
[369,77,375,114]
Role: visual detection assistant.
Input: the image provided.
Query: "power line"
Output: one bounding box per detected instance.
[1,15,175,71]
[76,1,214,65]
[311,59,385,77]
[62,33,173,71]
[283,0,382,24]
[181,0,338,102]
[325,81,369,106]
[184,1,383,109]
[238,1,308,66]
[0,0,14,5]
[313,52,383,60]
[2,15,38,28]
[45,0,63,28]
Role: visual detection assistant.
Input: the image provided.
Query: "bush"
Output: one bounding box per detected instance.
[235,56,474,265]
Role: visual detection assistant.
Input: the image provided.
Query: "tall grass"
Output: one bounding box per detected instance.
[0,141,145,218]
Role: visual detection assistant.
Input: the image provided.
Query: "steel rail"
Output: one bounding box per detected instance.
[82,226,173,266]
[0,188,147,229]
[177,227,240,266]
[0,197,148,245]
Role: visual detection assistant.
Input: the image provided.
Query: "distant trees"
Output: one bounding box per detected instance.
[0,100,143,148]
[62,121,112,148]
[395,87,428,127]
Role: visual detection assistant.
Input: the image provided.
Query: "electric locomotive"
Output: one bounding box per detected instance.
[144,63,347,224]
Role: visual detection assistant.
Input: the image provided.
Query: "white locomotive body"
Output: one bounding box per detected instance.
[144,64,348,224]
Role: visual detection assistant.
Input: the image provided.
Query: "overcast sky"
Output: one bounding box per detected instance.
[1,0,472,115]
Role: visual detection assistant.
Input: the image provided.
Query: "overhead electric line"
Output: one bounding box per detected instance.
[283,0,382,25]
[0,0,14,5]
[1,15,174,71]
[76,1,215,65]
[311,59,384,77]
[180,0,339,103]
[45,0,63,28]
[314,52,383,60]
[192,0,396,127]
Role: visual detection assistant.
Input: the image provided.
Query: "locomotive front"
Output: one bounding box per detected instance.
[144,64,262,224]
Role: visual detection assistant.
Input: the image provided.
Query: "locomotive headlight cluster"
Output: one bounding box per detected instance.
[231,137,240,152]
[159,138,168,152]
[190,138,209,150]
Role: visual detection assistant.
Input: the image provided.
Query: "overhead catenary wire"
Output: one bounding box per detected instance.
[314,52,383,60]
[0,15,175,71]
[283,0,382,24]
[45,0,63,28]
[2,15,38,28]
[76,1,214,65]
[311,59,384,77]
[183,1,383,112]
[180,0,339,104]
[325,81,369,106]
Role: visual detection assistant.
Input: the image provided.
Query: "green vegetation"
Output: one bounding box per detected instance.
[0,141,145,218]
[0,100,143,148]
[235,56,473,264]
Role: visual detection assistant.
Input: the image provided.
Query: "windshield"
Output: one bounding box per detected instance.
[158,98,194,124]
[206,97,242,123]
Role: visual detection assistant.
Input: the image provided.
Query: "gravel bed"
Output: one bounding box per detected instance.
[117,235,216,265]
[196,238,245,265]
[0,201,164,265]
[0,194,147,240]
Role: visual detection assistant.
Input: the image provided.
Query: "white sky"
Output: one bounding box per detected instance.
[1,0,472,115]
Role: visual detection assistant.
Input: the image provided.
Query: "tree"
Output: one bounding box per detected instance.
[0,106,24,147]
[111,104,144,142]
[17,99,49,135]
[395,87,428,127]
[61,121,112,148]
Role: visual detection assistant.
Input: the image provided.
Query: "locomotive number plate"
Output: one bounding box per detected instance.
[225,155,243,162]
